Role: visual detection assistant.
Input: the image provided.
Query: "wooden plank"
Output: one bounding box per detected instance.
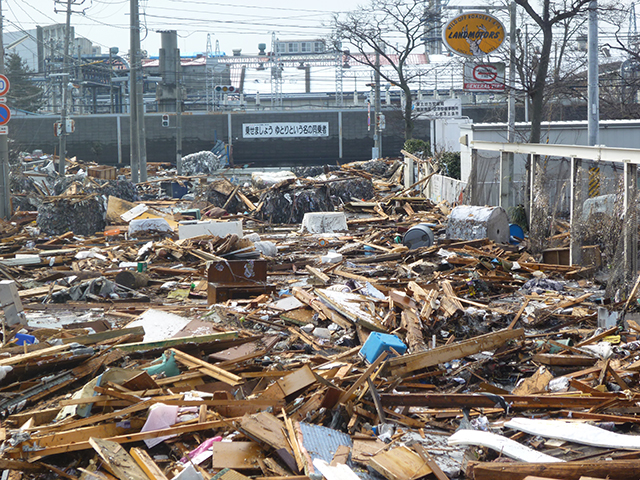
[379,393,628,409]
[276,364,317,398]
[386,328,524,376]
[118,331,238,352]
[305,265,330,285]
[467,460,640,480]
[339,352,387,404]
[0,344,70,366]
[369,445,432,480]
[89,437,151,480]
[238,412,291,453]
[169,348,243,386]
[412,444,450,480]
[29,400,153,436]
[532,354,598,367]
[130,447,169,480]
[17,418,238,459]
[330,445,351,466]
[292,287,352,330]
[210,442,264,470]
[18,284,64,299]
[400,309,426,353]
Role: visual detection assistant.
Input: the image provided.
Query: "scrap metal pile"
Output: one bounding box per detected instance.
[0,153,638,480]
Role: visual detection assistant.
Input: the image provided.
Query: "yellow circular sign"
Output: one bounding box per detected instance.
[442,12,506,57]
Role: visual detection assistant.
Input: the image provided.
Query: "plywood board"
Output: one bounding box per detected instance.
[210,442,264,470]
[369,445,432,480]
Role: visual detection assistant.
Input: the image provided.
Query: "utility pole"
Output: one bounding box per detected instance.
[587,0,599,146]
[501,1,517,210]
[0,0,10,219]
[176,45,182,175]
[374,48,382,159]
[129,0,140,183]
[58,0,73,175]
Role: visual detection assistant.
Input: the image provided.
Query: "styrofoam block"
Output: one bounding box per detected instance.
[301,212,348,234]
[178,220,243,240]
[321,251,343,263]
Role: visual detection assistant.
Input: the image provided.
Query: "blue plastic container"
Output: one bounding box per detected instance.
[15,333,36,346]
[359,332,407,363]
[509,224,525,245]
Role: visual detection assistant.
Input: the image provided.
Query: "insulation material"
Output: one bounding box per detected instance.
[37,195,107,236]
[260,186,332,224]
[181,151,222,176]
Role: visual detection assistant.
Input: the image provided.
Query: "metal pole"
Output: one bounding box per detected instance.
[501,1,517,210]
[58,0,72,175]
[507,1,516,143]
[0,0,10,219]
[176,46,182,175]
[129,0,140,183]
[374,48,381,159]
[587,0,599,146]
[109,48,114,114]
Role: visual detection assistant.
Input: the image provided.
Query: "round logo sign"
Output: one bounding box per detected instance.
[473,64,498,82]
[442,12,506,58]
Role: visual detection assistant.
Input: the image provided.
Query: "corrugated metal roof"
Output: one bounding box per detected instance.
[298,422,352,466]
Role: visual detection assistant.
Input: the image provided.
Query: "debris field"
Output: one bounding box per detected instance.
[0,150,638,480]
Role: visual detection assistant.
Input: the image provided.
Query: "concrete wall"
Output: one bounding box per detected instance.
[10,109,411,167]
[427,174,467,204]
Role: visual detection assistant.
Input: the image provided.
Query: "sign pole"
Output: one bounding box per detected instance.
[0,0,10,220]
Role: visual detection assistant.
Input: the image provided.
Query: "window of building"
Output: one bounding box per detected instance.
[288,43,299,53]
[314,42,325,53]
[301,42,312,53]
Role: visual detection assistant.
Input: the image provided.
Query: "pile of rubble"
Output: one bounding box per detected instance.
[0,151,637,480]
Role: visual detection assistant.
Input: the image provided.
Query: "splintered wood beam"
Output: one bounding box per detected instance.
[17,418,239,460]
[467,460,640,480]
[169,348,243,386]
[339,352,388,404]
[386,328,524,377]
[130,447,169,480]
[379,393,631,410]
[89,437,151,480]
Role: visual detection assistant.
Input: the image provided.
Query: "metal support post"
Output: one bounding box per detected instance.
[499,151,512,209]
[0,0,9,219]
[129,0,140,183]
[176,47,182,175]
[587,0,599,146]
[502,1,517,211]
[58,0,72,175]
[374,48,382,159]
[527,154,538,221]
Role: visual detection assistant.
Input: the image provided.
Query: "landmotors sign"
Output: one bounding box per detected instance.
[442,12,506,57]
[463,62,506,92]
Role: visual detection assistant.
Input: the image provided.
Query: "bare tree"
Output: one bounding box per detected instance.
[333,0,437,140]
[514,0,593,143]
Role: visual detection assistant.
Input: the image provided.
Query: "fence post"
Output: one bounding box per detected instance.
[500,150,512,210]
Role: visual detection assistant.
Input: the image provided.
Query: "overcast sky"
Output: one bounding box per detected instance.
[7,0,366,57]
